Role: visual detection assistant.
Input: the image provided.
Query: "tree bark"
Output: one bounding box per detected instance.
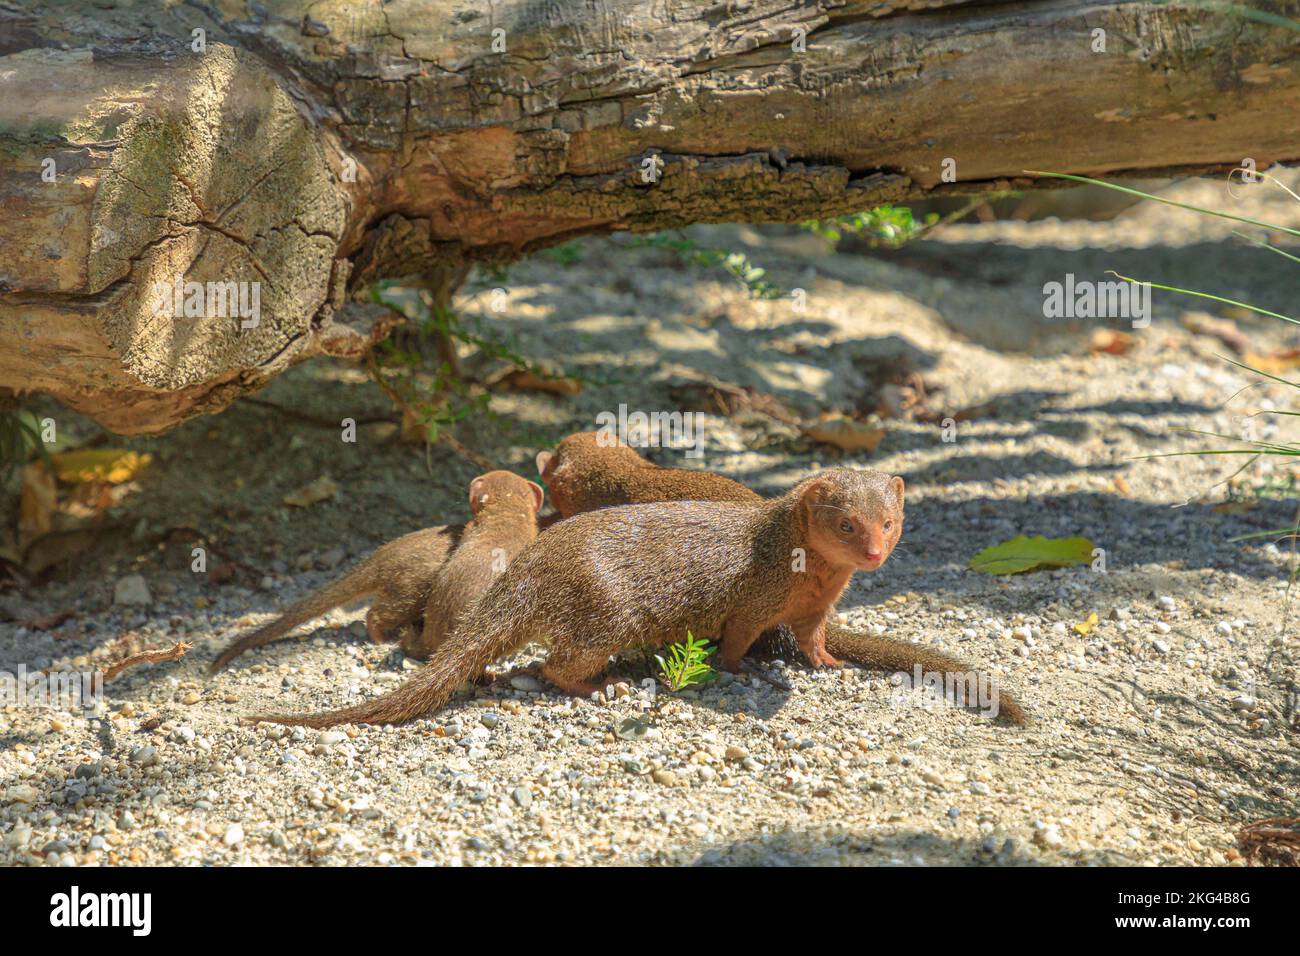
[1,0,1297,433]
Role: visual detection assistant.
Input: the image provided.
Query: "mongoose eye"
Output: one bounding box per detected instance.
[839,519,854,534]
[883,519,894,531]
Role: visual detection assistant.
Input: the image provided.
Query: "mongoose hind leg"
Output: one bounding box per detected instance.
[541,643,627,698]
[400,613,445,660]
[365,602,411,644]
[366,582,429,644]
[717,618,764,673]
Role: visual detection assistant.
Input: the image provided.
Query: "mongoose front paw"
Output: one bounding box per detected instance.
[808,648,843,668]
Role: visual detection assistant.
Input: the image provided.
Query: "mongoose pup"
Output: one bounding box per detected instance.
[247,468,905,727]
[536,430,748,517]
[209,471,540,672]
[539,431,1027,724]
[403,471,544,660]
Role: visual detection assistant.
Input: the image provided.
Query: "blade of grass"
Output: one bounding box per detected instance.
[1135,422,1300,457]
[1217,354,1300,389]
[1232,229,1300,265]
[1107,271,1299,325]
[1231,527,1300,542]
[1162,0,1300,31]
[1025,171,1300,239]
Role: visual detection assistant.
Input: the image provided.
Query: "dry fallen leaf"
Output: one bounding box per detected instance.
[50,449,152,484]
[283,475,339,508]
[22,528,104,578]
[1073,612,1100,636]
[26,608,75,631]
[1182,312,1248,354]
[1090,328,1134,355]
[1243,348,1300,374]
[801,416,887,453]
[492,367,584,396]
[877,382,923,420]
[18,462,56,545]
[668,378,801,424]
[915,401,997,425]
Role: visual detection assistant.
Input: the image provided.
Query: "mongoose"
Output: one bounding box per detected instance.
[209,471,540,672]
[539,431,1027,724]
[402,471,544,660]
[536,431,749,517]
[247,469,907,727]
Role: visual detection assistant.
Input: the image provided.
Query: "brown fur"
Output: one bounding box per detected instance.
[210,473,542,673]
[402,471,543,659]
[537,431,749,516]
[209,525,461,672]
[247,470,908,727]
[539,432,1027,724]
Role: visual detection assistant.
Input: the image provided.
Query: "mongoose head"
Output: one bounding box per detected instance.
[798,469,905,572]
[469,470,545,517]
[536,430,648,515]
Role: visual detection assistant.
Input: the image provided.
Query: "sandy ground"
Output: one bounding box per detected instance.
[2,174,1299,866]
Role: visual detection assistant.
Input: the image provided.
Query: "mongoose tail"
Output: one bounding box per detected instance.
[210,569,376,673]
[245,607,522,728]
[210,524,461,673]
[824,622,1028,726]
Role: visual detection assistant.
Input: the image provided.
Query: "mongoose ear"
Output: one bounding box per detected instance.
[799,477,830,507]
[535,450,554,479]
[468,477,488,514]
[526,480,545,514]
[890,476,905,508]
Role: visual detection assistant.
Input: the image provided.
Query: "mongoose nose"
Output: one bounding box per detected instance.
[865,549,882,562]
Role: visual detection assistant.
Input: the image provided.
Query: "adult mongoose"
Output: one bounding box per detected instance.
[539,430,1027,724]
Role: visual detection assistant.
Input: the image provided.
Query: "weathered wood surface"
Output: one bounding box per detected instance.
[1,0,1297,432]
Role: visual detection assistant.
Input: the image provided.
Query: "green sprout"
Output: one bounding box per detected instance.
[0,403,47,482]
[654,630,718,692]
[801,204,937,247]
[624,233,784,299]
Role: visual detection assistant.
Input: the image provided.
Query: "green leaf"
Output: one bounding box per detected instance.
[969,535,1096,575]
